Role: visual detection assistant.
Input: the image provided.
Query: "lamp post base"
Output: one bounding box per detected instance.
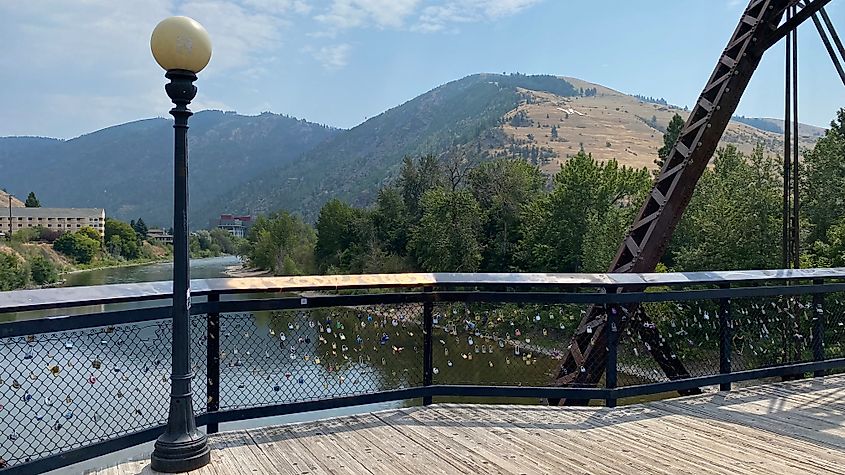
[150,430,210,473]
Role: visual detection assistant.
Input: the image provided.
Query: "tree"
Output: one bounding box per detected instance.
[315,199,371,272]
[669,145,781,271]
[243,211,316,275]
[518,150,650,272]
[468,158,545,271]
[0,252,29,290]
[802,109,845,249]
[411,188,483,272]
[29,255,58,285]
[550,125,558,139]
[133,218,149,239]
[77,226,102,244]
[372,187,410,256]
[53,232,100,264]
[24,192,40,208]
[656,114,685,170]
[104,218,140,259]
[398,155,443,220]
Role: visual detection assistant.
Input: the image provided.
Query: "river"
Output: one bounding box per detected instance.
[61,255,241,287]
[5,256,564,473]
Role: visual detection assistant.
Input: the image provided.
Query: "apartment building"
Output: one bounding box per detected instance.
[0,208,106,237]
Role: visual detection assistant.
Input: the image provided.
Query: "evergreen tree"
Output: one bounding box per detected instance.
[656,114,685,170]
[24,192,40,207]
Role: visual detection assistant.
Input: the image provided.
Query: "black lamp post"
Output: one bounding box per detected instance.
[149,16,213,473]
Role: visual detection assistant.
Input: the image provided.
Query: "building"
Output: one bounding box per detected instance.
[0,207,106,237]
[147,228,173,244]
[213,214,253,238]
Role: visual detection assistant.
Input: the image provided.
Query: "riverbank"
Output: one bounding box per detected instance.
[224,262,271,277]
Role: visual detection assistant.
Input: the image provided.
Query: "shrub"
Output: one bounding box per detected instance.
[54,232,100,264]
[0,252,29,290]
[29,255,58,285]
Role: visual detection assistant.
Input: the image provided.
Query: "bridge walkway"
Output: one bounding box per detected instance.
[97,375,845,474]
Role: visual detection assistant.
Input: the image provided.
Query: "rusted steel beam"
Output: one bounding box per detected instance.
[555,0,807,399]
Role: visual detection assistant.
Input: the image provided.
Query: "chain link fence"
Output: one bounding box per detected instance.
[0,315,207,469]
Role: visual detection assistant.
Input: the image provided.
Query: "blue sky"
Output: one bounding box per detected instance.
[1,0,843,138]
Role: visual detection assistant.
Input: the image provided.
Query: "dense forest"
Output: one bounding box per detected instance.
[239,109,845,276]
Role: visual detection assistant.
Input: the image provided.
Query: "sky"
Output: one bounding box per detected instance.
[1,0,844,139]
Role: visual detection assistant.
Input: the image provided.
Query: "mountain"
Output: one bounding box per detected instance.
[0,111,339,226]
[0,73,825,227]
[209,73,581,221]
[217,74,823,220]
[0,189,25,207]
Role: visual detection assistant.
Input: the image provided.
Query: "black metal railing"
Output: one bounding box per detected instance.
[1,268,844,474]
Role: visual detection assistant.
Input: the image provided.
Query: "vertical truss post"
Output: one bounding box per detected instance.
[791,5,801,270]
[206,292,220,434]
[812,279,825,377]
[718,283,732,392]
[422,286,434,406]
[605,303,620,408]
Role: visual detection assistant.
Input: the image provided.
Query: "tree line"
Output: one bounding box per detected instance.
[240,108,845,276]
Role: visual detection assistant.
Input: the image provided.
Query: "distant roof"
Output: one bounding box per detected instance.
[8,207,104,218]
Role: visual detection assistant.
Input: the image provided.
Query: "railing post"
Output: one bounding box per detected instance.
[422,286,434,406]
[206,292,220,434]
[812,278,825,378]
[719,283,732,391]
[605,304,619,408]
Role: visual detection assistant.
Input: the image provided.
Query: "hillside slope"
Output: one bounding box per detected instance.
[497,77,822,172]
[0,111,339,226]
[212,73,580,221]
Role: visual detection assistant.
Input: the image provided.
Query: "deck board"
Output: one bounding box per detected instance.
[100,374,845,474]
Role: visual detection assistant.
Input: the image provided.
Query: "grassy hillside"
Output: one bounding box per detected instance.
[212,73,580,221]
[0,111,339,227]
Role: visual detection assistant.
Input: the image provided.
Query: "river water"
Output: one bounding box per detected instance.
[3,256,565,473]
[61,255,241,287]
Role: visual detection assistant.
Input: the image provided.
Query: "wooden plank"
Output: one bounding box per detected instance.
[375,408,515,475]
[339,413,467,475]
[442,405,665,475]
[474,404,741,475]
[250,425,332,475]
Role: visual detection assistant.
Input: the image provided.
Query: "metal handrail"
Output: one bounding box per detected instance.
[2,267,844,313]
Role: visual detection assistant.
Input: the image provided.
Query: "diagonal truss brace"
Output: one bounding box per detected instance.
[553,0,831,401]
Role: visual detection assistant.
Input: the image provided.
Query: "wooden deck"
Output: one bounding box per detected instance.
[98,375,845,474]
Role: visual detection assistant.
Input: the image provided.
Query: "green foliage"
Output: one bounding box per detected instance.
[131,218,148,239]
[29,255,58,285]
[314,199,376,273]
[218,74,579,221]
[11,227,41,243]
[411,188,483,272]
[518,151,650,272]
[105,218,140,259]
[468,158,545,271]
[802,112,845,249]
[0,252,29,290]
[190,228,241,258]
[656,114,684,170]
[668,145,781,271]
[24,191,40,207]
[77,226,102,243]
[53,232,100,264]
[243,211,316,275]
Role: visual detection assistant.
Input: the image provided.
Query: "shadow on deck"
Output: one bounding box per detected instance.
[98,374,845,475]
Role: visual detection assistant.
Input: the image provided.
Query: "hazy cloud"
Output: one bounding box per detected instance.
[416,0,544,32]
[307,43,352,70]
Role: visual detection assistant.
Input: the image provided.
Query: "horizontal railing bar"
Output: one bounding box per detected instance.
[0,425,165,475]
[0,306,172,339]
[612,358,845,399]
[2,268,844,313]
[5,281,844,338]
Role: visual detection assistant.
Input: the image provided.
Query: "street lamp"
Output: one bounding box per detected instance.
[149,16,212,473]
